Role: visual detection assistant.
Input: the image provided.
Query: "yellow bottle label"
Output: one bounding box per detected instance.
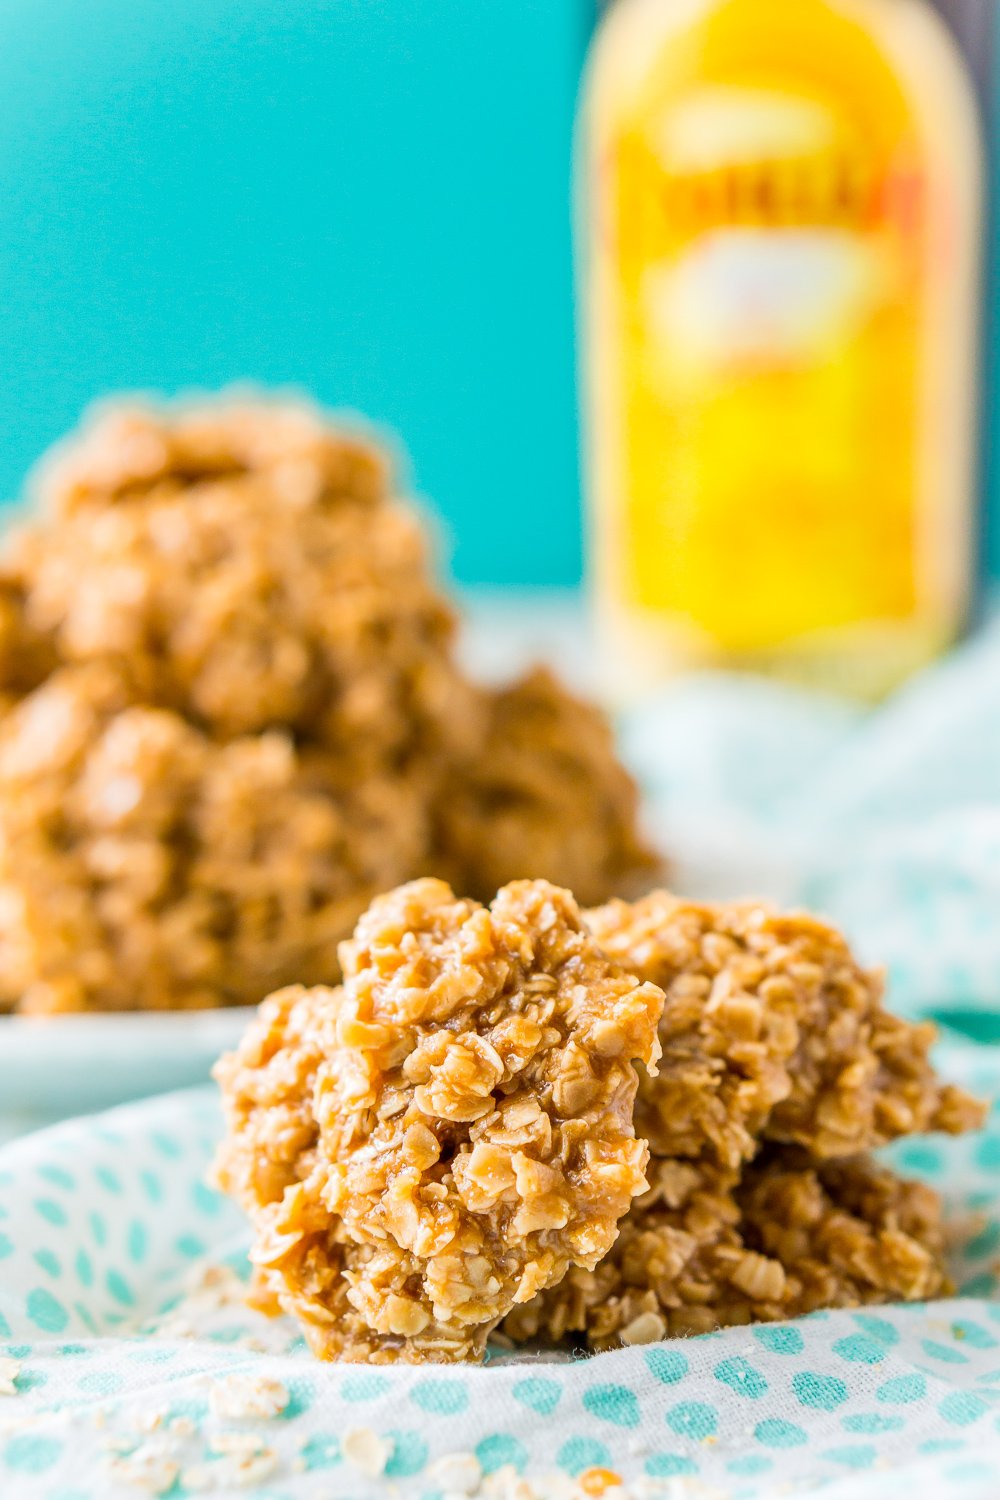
[587,0,980,687]
[613,85,927,650]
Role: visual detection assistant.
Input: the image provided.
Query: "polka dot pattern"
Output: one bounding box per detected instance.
[714,1356,768,1399]
[755,1418,807,1449]
[645,1454,696,1478]
[512,1377,561,1416]
[666,1401,717,1440]
[411,1379,468,1416]
[0,1078,999,1497]
[793,1372,848,1411]
[3,1435,62,1474]
[583,1383,640,1428]
[556,1437,610,1476]
[384,1429,428,1478]
[753,1325,804,1356]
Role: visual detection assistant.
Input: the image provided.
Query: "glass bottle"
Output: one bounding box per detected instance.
[581,0,984,698]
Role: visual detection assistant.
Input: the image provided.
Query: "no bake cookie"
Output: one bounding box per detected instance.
[215,879,663,1360]
[0,664,425,1013]
[432,668,657,907]
[504,1152,949,1350]
[588,893,983,1168]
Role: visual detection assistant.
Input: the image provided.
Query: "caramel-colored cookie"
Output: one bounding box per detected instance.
[33,398,388,519]
[10,399,471,760]
[431,668,658,907]
[215,984,444,1363]
[0,577,57,701]
[214,879,664,1361]
[0,398,661,1014]
[504,1153,949,1351]
[588,893,985,1168]
[0,665,425,1013]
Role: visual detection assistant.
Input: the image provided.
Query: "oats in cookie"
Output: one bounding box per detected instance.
[214,878,663,1361]
[16,397,469,762]
[0,398,660,1015]
[587,893,985,1167]
[505,1153,950,1350]
[0,664,425,1012]
[431,668,658,907]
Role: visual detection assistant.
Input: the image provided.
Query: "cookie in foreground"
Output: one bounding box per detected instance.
[588,892,985,1168]
[503,1153,951,1350]
[213,877,664,1361]
[213,879,984,1362]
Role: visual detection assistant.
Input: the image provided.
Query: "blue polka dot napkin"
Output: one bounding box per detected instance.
[3,1045,1000,1498]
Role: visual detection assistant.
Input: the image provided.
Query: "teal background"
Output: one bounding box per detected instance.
[0,0,593,586]
[0,0,994,586]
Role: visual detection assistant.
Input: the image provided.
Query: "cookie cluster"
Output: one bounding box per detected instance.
[214,880,985,1363]
[0,399,652,1012]
[505,893,979,1349]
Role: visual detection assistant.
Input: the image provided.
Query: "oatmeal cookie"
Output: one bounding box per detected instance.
[34,397,389,518]
[244,1217,453,1364]
[6,397,474,761]
[0,397,668,1016]
[739,1153,948,1318]
[431,668,657,907]
[501,1155,742,1347]
[215,985,453,1362]
[214,879,664,1360]
[0,665,425,1013]
[503,1153,949,1350]
[587,893,985,1168]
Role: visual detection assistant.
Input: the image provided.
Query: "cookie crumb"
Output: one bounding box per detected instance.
[206,1432,280,1487]
[208,1372,289,1421]
[133,1409,167,1434]
[426,1451,483,1495]
[106,1441,181,1495]
[342,1425,393,1477]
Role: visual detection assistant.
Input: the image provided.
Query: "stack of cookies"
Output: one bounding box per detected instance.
[0,398,651,1013]
[214,878,984,1363]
